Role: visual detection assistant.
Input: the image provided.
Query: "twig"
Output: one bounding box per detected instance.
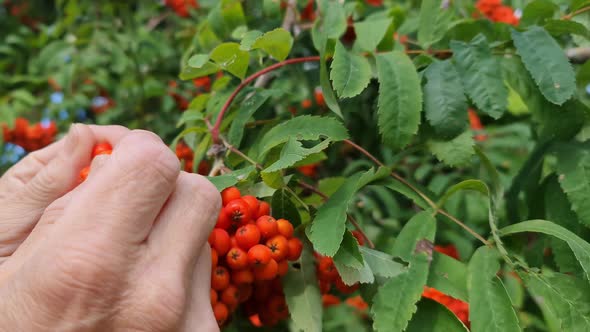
[562,6,590,20]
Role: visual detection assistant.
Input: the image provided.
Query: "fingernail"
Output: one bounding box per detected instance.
[64,123,81,152]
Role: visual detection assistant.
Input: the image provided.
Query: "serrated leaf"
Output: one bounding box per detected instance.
[206,166,256,191]
[424,60,468,138]
[376,51,423,149]
[323,1,347,39]
[500,219,590,282]
[227,90,272,147]
[468,246,521,332]
[251,28,293,61]
[418,0,454,48]
[312,21,343,118]
[524,271,590,332]
[258,115,349,157]
[284,244,323,332]
[555,143,590,228]
[360,246,407,279]
[209,42,250,79]
[428,131,475,167]
[511,27,575,105]
[334,254,375,285]
[451,35,507,119]
[330,41,371,99]
[264,138,332,173]
[427,251,468,302]
[309,171,367,256]
[438,179,488,208]
[353,18,392,52]
[271,188,302,227]
[384,178,432,209]
[544,19,590,38]
[520,0,558,27]
[333,231,364,269]
[407,299,469,332]
[239,30,263,51]
[371,212,436,332]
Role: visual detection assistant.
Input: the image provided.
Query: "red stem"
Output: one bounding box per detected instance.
[211,56,321,143]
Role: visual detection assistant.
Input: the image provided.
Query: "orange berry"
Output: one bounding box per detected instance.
[351,230,365,246]
[211,247,218,268]
[276,219,294,238]
[266,235,289,261]
[79,166,90,182]
[322,294,341,307]
[301,98,312,109]
[238,283,253,303]
[211,266,230,291]
[213,302,229,325]
[210,288,218,306]
[215,209,231,230]
[209,229,231,256]
[224,198,252,226]
[286,238,303,261]
[226,247,248,270]
[247,244,272,267]
[257,201,270,218]
[221,285,240,310]
[254,258,278,281]
[221,187,241,206]
[92,142,113,157]
[235,224,261,250]
[277,259,289,277]
[232,269,255,284]
[242,195,259,218]
[318,256,338,281]
[256,215,278,239]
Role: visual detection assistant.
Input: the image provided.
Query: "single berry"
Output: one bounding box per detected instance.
[215,209,231,230]
[235,224,261,251]
[317,256,338,281]
[277,259,289,277]
[253,258,278,281]
[276,219,294,238]
[226,247,248,270]
[92,142,113,157]
[257,201,270,218]
[211,266,230,291]
[224,199,252,226]
[247,244,272,267]
[286,237,303,261]
[256,215,278,239]
[210,288,218,306]
[213,302,229,325]
[232,268,254,284]
[266,235,289,261]
[221,285,240,310]
[211,247,218,268]
[221,187,241,206]
[242,195,259,219]
[208,228,231,256]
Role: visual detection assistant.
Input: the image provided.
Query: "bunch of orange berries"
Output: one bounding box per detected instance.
[79,142,113,181]
[475,0,519,26]
[174,140,210,174]
[2,117,57,152]
[164,0,198,17]
[209,187,303,327]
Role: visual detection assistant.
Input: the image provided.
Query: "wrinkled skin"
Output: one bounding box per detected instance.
[0,124,220,332]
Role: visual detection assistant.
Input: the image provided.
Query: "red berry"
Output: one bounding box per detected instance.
[92,142,113,157]
[277,259,289,277]
[209,229,231,256]
[235,224,261,250]
[257,201,270,218]
[213,302,229,325]
[221,187,241,206]
[211,266,230,291]
[224,199,252,226]
[226,247,248,270]
[232,269,255,284]
[266,235,289,261]
[247,244,272,267]
[215,209,231,230]
[256,215,278,239]
[276,219,294,238]
[286,238,303,261]
[242,195,259,219]
[254,258,278,281]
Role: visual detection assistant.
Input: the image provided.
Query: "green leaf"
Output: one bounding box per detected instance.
[206,166,256,191]
[209,42,250,79]
[520,0,558,27]
[284,243,323,332]
[555,144,590,228]
[322,1,347,39]
[251,28,293,61]
[360,246,407,279]
[271,188,302,227]
[384,178,432,209]
[427,251,469,302]
[376,51,423,149]
[544,19,590,38]
[263,138,332,173]
[239,30,263,50]
[418,0,454,48]
[451,35,508,119]
[312,21,343,118]
[427,131,475,167]
[468,246,521,332]
[371,211,436,332]
[511,27,575,105]
[353,18,392,52]
[524,271,590,332]
[179,62,220,80]
[423,60,468,139]
[438,179,488,208]
[333,231,364,269]
[227,90,271,147]
[207,0,246,39]
[187,54,210,68]
[176,110,204,128]
[500,220,590,282]
[334,254,375,285]
[309,171,366,256]
[407,299,469,332]
[258,115,349,157]
[330,41,372,99]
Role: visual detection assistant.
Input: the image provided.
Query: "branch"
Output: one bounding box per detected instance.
[562,6,590,20]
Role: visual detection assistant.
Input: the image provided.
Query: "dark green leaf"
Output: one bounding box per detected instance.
[418,0,454,47]
[407,299,469,332]
[354,18,392,52]
[227,90,272,147]
[427,131,475,167]
[209,42,250,79]
[555,143,590,228]
[271,188,302,227]
[427,251,469,302]
[330,41,372,99]
[251,28,293,61]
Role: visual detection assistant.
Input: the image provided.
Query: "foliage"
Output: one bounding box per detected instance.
[2,0,590,331]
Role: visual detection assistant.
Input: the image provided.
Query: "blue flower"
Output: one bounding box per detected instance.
[59,109,69,120]
[92,96,108,108]
[76,108,88,121]
[50,91,64,104]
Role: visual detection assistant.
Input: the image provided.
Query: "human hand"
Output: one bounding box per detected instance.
[0,124,221,332]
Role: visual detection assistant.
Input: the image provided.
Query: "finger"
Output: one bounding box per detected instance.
[179,246,219,332]
[148,172,220,270]
[53,130,180,245]
[1,139,65,186]
[87,154,110,179]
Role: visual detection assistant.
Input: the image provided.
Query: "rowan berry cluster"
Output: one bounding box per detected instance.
[164,0,198,17]
[79,142,113,181]
[2,117,57,152]
[209,187,303,327]
[317,231,368,311]
[175,140,210,174]
[476,0,519,26]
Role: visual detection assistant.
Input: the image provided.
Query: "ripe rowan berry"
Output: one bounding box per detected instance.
[286,237,303,261]
[79,166,90,182]
[230,236,238,248]
[317,256,338,281]
[221,186,241,206]
[266,235,289,261]
[92,142,112,157]
[209,228,231,256]
[224,199,252,226]
[276,219,294,238]
[235,224,261,250]
[226,247,248,270]
[252,281,272,302]
[322,294,341,307]
[277,259,289,277]
[301,98,312,109]
[257,201,270,218]
[242,195,259,218]
[247,244,272,267]
[213,302,229,325]
[215,209,231,230]
[211,266,230,291]
[211,247,218,268]
[221,285,240,310]
[232,268,255,284]
[210,288,218,306]
[335,276,359,294]
[351,230,365,246]
[268,295,289,319]
[319,278,331,294]
[256,215,278,239]
[254,258,278,281]
[237,283,253,303]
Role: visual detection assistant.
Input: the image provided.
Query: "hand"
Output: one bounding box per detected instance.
[0,124,221,332]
